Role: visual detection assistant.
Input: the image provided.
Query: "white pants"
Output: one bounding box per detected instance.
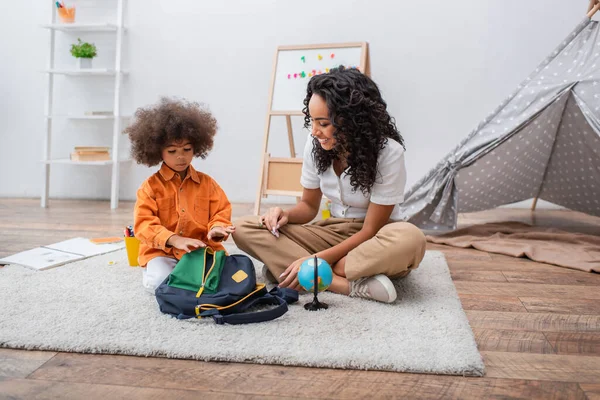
[142,256,177,294]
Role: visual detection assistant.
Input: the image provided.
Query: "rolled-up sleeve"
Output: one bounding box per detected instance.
[300,136,320,189]
[207,179,232,232]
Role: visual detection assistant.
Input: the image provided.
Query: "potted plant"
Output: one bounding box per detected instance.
[70,38,97,69]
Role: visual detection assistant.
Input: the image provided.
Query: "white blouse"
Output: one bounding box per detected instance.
[300,136,406,221]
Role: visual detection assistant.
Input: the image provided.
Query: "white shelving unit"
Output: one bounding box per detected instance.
[46,114,129,120]
[41,23,120,32]
[41,159,131,166]
[41,0,127,209]
[45,68,119,76]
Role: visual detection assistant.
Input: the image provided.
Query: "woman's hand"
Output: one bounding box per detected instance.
[279,255,312,291]
[260,207,289,238]
[208,225,236,242]
[167,235,206,253]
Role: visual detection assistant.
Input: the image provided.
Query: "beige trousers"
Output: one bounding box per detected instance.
[232,216,427,281]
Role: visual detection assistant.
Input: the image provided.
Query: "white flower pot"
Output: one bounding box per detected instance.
[76,58,93,69]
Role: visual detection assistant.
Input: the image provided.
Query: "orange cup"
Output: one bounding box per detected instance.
[57,7,76,23]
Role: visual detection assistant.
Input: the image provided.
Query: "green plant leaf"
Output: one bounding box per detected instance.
[70,38,97,59]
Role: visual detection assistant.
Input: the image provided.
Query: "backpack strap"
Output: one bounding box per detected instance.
[200,287,299,325]
[270,286,299,304]
[200,293,286,324]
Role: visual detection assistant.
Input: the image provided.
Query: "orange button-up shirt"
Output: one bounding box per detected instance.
[134,163,232,266]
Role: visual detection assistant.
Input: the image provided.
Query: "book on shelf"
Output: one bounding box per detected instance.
[71,146,111,162]
[71,152,111,162]
[74,146,110,152]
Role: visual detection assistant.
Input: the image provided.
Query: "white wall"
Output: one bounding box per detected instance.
[0,0,590,204]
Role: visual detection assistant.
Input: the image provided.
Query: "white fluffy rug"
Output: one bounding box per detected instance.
[0,247,484,376]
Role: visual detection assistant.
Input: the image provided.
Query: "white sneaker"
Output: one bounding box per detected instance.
[261,264,278,284]
[349,274,397,303]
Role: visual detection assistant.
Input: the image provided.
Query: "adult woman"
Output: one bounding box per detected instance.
[233,67,426,303]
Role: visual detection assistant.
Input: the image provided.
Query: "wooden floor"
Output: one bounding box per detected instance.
[1,198,600,399]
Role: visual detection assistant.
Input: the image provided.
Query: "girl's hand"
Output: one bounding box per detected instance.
[279,255,312,291]
[260,207,289,238]
[208,225,236,242]
[167,235,206,253]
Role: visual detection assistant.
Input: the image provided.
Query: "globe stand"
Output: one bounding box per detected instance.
[304,255,328,311]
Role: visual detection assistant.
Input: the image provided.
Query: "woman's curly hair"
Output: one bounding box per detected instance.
[303,66,404,195]
[125,97,217,167]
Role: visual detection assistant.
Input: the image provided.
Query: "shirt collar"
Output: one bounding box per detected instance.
[158,163,201,184]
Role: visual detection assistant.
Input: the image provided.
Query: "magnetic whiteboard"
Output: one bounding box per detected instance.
[271,44,367,112]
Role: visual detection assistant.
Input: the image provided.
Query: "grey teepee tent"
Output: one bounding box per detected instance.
[399,14,600,231]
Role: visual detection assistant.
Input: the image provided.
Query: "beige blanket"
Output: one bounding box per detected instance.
[426,222,600,272]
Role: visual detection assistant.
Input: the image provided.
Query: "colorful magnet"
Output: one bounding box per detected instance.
[318,54,323,60]
[308,72,313,77]
[294,73,298,78]
[301,56,306,63]
[301,71,306,78]
[325,68,329,73]
[318,70,322,74]
[330,53,335,59]
[288,74,291,79]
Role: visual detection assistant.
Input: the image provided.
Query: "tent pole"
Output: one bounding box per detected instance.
[588,1,600,18]
[588,0,596,12]
[531,197,539,211]
[531,88,574,213]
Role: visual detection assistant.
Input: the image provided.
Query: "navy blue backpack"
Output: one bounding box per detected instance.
[155,248,297,324]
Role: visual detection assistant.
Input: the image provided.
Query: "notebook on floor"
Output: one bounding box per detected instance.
[0,237,125,271]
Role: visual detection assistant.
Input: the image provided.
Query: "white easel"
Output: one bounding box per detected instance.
[254,42,370,215]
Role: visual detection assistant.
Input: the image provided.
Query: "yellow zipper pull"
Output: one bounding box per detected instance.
[196,248,214,298]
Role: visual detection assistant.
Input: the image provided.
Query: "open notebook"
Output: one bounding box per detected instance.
[0,237,125,271]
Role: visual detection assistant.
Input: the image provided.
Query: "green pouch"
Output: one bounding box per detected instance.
[167,247,226,294]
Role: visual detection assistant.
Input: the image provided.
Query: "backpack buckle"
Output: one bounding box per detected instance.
[199,308,218,317]
[213,314,225,325]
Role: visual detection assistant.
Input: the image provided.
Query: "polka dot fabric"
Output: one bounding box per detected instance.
[455,94,568,213]
[539,94,600,215]
[399,18,600,230]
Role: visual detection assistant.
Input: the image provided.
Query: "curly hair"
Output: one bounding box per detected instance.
[125,97,217,167]
[303,66,404,195]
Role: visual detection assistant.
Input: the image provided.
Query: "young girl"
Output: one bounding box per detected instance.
[233,67,426,303]
[126,98,235,293]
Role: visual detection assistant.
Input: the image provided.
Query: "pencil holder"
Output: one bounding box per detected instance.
[57,7,76,23]
[124,237,140,267]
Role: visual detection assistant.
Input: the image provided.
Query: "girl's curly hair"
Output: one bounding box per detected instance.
[303,66,404,195]
[125,97,217,167]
